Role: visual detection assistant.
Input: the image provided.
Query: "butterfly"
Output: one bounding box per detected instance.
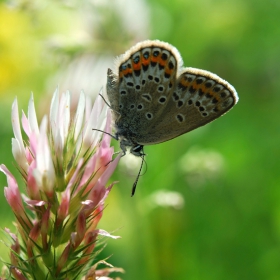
[106,40,238,195]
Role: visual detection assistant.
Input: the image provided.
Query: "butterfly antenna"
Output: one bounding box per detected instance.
[131,154,146,197]
[99,93,112,108]
[92,128,118,141]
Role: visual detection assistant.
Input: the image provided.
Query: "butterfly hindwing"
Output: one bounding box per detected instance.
[138,67,238,144]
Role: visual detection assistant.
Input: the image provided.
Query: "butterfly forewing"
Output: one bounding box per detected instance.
[109,41,181,134]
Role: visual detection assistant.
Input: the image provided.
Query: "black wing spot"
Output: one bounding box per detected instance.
[159,96,166,104]
[168,61,174,69]
[178,83,187,91]
[133,55,140,64]
[176,114,185,123]
[189,86,196,93]
[153,50,160,57]
[161,53,168,60]
[164,72,170,79]
[143,65,149,71]
[198,89,204,96]
[177,100,184,108]
[173,92,180,101]
[213,86,221,92]
[220,91,227,98]
[143,51,149,59]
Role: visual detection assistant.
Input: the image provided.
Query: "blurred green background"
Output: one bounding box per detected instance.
[0,0,279,279]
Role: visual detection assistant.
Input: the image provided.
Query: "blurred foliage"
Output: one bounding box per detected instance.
[0,0,280,279]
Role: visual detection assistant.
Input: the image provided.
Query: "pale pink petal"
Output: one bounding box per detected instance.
[21,111,31,137]
[49,88,59,137]
[11,99,25,152]
[12,138,28,172]
[11,98,28,171]
[83,94,107,148]
[84,94,93,120]
[86,154,120,201]
[33,117,55,193]
[26,161,40,199]
[74,91,86,141]
[29,131,38,156]
[57,91,70,149]
[0,164,24,212]
[97,153,121,187]
[0,165,32,229]
[27,93,40,135]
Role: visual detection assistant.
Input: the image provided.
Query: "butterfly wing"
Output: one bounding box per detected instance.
[137,67,238,144]
[107,40,182,136]
[106,40,238,146]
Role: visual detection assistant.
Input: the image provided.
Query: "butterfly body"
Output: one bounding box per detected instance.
[106,40,238,158]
